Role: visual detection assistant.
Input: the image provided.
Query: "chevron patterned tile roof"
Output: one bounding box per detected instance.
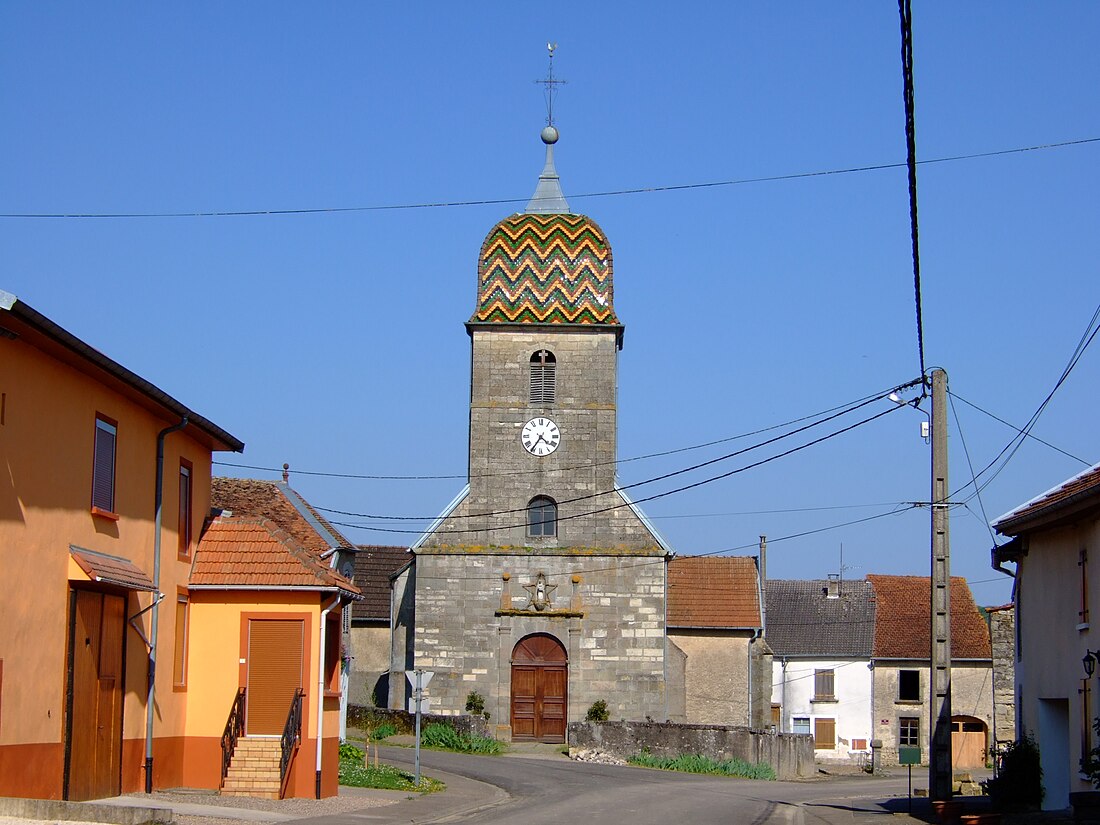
[471,213,619,325]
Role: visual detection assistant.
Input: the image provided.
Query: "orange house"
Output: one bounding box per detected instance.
[187,478,360,799]
[0,290,243,799]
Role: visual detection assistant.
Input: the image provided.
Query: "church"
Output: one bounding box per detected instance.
[388,118,768,741]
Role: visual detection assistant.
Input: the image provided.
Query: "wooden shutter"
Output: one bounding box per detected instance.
[246,620,304,735]
[173,595,188,686]
[92,418,116,512]
[814,717,835,749]
[177,462,192,556]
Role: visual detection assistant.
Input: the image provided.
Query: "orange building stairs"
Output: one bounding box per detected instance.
[222,737,283,799]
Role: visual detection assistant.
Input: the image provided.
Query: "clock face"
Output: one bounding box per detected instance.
[521,417,560,457]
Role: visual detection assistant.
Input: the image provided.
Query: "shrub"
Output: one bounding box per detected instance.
[585,700,609,722]
[985,735,1043,810]
[628,751,775,780]
[338,740,363,761]
[420,722,503,754]
[465,691,490,720]
[369,722,397,741]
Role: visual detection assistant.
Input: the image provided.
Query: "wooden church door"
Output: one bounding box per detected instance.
[510,634,567,743]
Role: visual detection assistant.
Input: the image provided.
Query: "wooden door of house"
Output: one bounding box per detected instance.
[510,635,567,743]
[246,619,304,735]
[66,589,125,800]
[951,717,987,769]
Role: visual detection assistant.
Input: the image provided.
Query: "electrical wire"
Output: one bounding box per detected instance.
[898,0,927,382]
[2,139,1096,220]
[212,378,923,483]
[949,392,998,547]
[946,390,1091,466]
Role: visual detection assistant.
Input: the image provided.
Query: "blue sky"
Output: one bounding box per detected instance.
[3,3,1098,607]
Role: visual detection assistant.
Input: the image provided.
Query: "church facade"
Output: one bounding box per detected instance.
[389,124,675,740]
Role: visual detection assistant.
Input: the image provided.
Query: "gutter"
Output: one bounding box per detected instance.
[146,416,188,793]
[316,595,340,799]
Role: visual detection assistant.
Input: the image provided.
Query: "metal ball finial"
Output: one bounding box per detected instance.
[541,125,559,145]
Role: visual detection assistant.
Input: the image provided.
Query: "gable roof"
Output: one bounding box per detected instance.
[667,556,760,629]
[352,545,410,621]
[191,517,358,594]
[765,579,875,658]
[867,574,990,660]
[994,462,1100,536]
[211,477,355,554]
[0,290,243,453]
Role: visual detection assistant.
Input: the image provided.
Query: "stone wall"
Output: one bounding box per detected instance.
[988,606,1016,748]
[667,630,751,726]
[347,706,490,739]
[405,551,668,726]
[568,720,815,780]
[347,623,390,706]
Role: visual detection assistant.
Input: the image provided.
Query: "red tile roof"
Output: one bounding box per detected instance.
[994,463,1100,535]
[667,556,761,628]
[352,545,410,622]
[211,477,353,554]
[867,574,990,660]
[70,546,156,591]
[191,517,358,593]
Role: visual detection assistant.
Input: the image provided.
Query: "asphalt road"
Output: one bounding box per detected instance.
[323,746,929,825]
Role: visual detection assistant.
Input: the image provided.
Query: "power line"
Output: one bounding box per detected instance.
[2,138,1096,220]
[946,390,1091,466]
[898,0,927,382]
[212,379,921,483]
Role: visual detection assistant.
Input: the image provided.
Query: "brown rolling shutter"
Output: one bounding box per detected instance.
[92,419,116,512]
[246,620,304,735]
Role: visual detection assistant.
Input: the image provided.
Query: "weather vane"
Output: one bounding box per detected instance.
[535,42,567,127]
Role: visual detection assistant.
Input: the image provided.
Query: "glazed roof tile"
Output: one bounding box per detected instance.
[994,462,1100,535]
[667,556,760,629]
[867,574,990,660]
[764,579,875,658]
[352,545,410,621]
[191,517,358,593]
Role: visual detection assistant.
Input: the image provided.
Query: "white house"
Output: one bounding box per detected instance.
[768,577,874,765]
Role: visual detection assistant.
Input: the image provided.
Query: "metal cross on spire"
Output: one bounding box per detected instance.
[535,42,567,127]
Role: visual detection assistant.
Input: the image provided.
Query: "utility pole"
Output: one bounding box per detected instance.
[929,368,953,800]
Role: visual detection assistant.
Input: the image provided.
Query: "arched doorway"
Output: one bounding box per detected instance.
[511,634,567,743]
[951,715,988,769]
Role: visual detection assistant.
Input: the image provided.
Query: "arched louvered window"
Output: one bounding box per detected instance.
[527,496,557,538]
[530,350,556,405]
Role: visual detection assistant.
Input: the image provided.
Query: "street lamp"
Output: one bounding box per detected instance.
[1083,650,1100,678]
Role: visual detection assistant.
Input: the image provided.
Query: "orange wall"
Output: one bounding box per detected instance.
[0,331,218,796]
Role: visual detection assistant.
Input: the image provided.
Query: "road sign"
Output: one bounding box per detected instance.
[406,670,434,688]
[408,697,431,714]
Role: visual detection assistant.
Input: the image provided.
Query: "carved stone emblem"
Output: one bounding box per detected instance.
[522,572,557,612]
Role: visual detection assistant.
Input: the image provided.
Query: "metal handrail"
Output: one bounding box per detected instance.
[220,688,246,784]
[279,689,305,795]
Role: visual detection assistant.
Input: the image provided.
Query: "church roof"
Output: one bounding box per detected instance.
[470,128,620,328]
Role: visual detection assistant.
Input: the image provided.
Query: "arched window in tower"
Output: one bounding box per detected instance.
[529,350,556,405]
[527,496,557,538]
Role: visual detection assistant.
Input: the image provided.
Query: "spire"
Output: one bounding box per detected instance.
[526,43,570,214]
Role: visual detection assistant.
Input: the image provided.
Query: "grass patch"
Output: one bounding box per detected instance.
[628,751,775,780]
[420,722,504,754]
[368,722,398,741]
[338,750,444,792]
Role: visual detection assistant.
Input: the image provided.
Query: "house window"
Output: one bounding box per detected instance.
[529,350,556,405]
[792,717,810,735]
[91,415,117,514]
[814,717,836,749]
[898,669,920,701]
[527,496,557,538]
[1081,547,1090,626]
[173,592,189,687]
[899,716,920,747]
[814,669,835,701]
[324,614,341,694]
[177,460,192,558]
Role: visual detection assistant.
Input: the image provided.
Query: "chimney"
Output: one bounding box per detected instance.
[282,463,290,483]
[826,573,840,599]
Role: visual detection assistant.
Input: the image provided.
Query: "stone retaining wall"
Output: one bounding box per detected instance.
[348,705,490,738]
[568,720,815,780]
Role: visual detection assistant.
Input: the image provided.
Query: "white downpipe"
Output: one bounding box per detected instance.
[316,596,340,799]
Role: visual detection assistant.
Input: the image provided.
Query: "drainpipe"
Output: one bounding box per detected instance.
[316,595,340,799]
[780,656,788,732]
[145,416,188,793]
